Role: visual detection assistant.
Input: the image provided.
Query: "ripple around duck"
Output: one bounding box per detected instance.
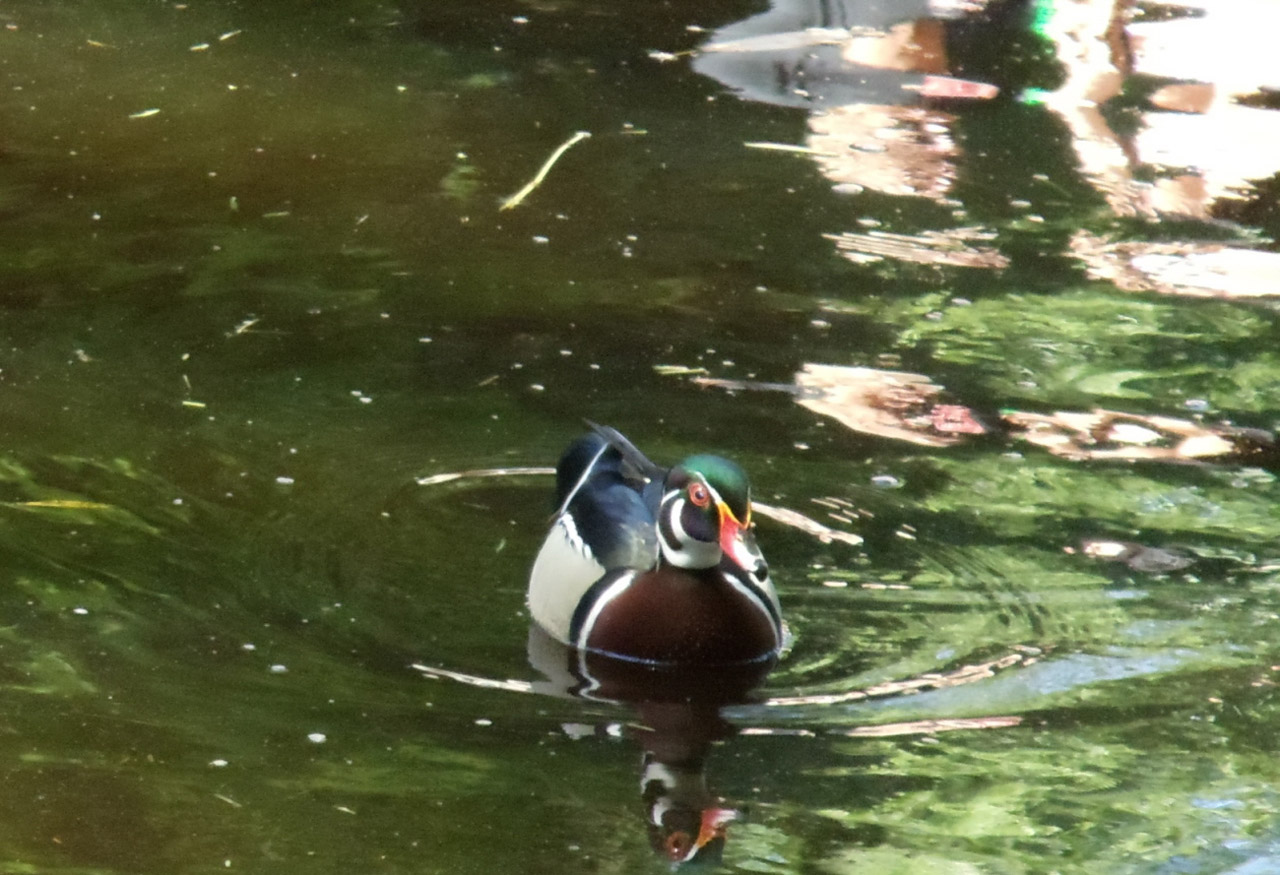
[3,449,1276,875]
[743,646,1240,730]
[394,471,1262,733]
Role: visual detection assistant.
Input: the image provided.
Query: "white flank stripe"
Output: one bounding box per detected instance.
[574,571,636,651]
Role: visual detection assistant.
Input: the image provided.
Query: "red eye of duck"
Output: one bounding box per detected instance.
[688,482,711,508]
[664,830,693,861]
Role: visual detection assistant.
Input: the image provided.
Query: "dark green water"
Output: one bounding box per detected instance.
[2,1,1280,872]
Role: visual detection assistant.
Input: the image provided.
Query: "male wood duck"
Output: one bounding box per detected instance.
[528,424,784,665]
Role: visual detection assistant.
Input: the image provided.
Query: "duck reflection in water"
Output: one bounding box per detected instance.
[527,625,774,867]
[526,424,784,865]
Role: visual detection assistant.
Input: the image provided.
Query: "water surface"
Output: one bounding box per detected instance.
[2,1,1280,872]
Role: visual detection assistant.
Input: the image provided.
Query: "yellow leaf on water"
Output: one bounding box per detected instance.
[10,500,115,510]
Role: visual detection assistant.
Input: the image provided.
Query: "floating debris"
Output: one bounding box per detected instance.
[228,317,260,337]
[706,364,984,447]
[841,716,1022,737]
[1001,408,1270,463]
[653,364,709,376]
[738,727,818,738]
[824,227,1009,269]
[411,663,535,694]
[808,105,958,200]
[646,49,688,63]
[415,466,554,487]
[766,651,1029,707]
[500,131,591,211]
[1071,231,1280,298]
[914,75,999,100]
[700,27,850,53]
[753,501,863,547]
[744,141,839,157]
[11,499,115,510]
[128,108,161,119]
[1076,539,1194,573]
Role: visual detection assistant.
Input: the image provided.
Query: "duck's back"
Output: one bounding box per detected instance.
[528,434,660,640]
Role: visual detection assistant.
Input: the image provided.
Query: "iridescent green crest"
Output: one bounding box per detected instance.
[677,454,751,521]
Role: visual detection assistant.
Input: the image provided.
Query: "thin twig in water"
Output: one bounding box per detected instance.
[411,663,534,693]
[754,502,863,547]
[500,131,592,211]
[415,466,554,487]
[839,716,1022,737]
[744,141,839,157]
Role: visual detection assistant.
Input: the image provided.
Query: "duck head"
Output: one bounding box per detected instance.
[657,454,769,582]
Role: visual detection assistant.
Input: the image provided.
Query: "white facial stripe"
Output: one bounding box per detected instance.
[657,489,682,552]
[659,492,720,569]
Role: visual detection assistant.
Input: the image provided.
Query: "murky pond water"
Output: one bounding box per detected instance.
[3,0,1280,872]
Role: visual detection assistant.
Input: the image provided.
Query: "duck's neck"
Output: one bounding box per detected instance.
[658,538,721,570]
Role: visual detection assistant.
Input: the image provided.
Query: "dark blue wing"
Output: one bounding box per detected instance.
[554,432,659,571]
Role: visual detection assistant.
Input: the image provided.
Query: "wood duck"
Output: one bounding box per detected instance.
[527,424,784,665]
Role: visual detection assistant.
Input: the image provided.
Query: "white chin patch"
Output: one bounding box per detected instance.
[661,538,720,569]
